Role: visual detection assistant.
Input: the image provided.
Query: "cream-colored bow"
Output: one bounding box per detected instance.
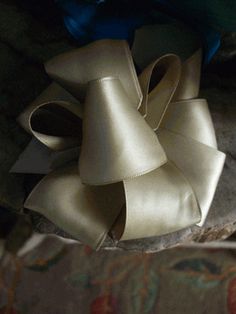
[17,39,225,249]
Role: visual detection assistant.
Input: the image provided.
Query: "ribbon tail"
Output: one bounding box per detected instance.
[138,54,181,129]
[11,138,52,174]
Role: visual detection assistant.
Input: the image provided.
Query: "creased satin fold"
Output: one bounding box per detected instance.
[16,39,225,249]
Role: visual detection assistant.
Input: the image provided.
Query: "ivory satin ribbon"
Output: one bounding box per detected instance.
[17,39,225,249]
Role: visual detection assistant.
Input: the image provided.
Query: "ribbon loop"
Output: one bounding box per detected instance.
[173,50,202,101]
[139,54,181,130]
[18,83,83,151]
[79,76,167,185]
[45,40,142,107]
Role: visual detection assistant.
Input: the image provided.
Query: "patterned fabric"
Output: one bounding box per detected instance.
[1,237,236,313]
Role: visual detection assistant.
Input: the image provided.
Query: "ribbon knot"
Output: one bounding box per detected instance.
[16,39,225,249]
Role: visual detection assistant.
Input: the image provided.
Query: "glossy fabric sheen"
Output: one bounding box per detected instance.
[25,164,125,249]
[80,77,166,185]
[121,162,200,240]
[45,40,142,107]
[18,83,83,151]
[17,38,225,249]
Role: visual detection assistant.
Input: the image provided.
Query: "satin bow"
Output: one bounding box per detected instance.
[17,40,225,249]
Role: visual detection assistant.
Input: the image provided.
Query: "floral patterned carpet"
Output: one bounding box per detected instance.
[1,236,236,314]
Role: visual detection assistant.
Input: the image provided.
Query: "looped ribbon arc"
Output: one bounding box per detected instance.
[17,39,225,249]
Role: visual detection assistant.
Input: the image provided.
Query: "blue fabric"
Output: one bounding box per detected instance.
[57,0,150,45]
[198,26,221,65]
[56,0,234,63]
[58,1,97,43]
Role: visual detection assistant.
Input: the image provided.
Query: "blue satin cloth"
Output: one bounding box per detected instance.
[56,0,234,63]
[56,0,151,45]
